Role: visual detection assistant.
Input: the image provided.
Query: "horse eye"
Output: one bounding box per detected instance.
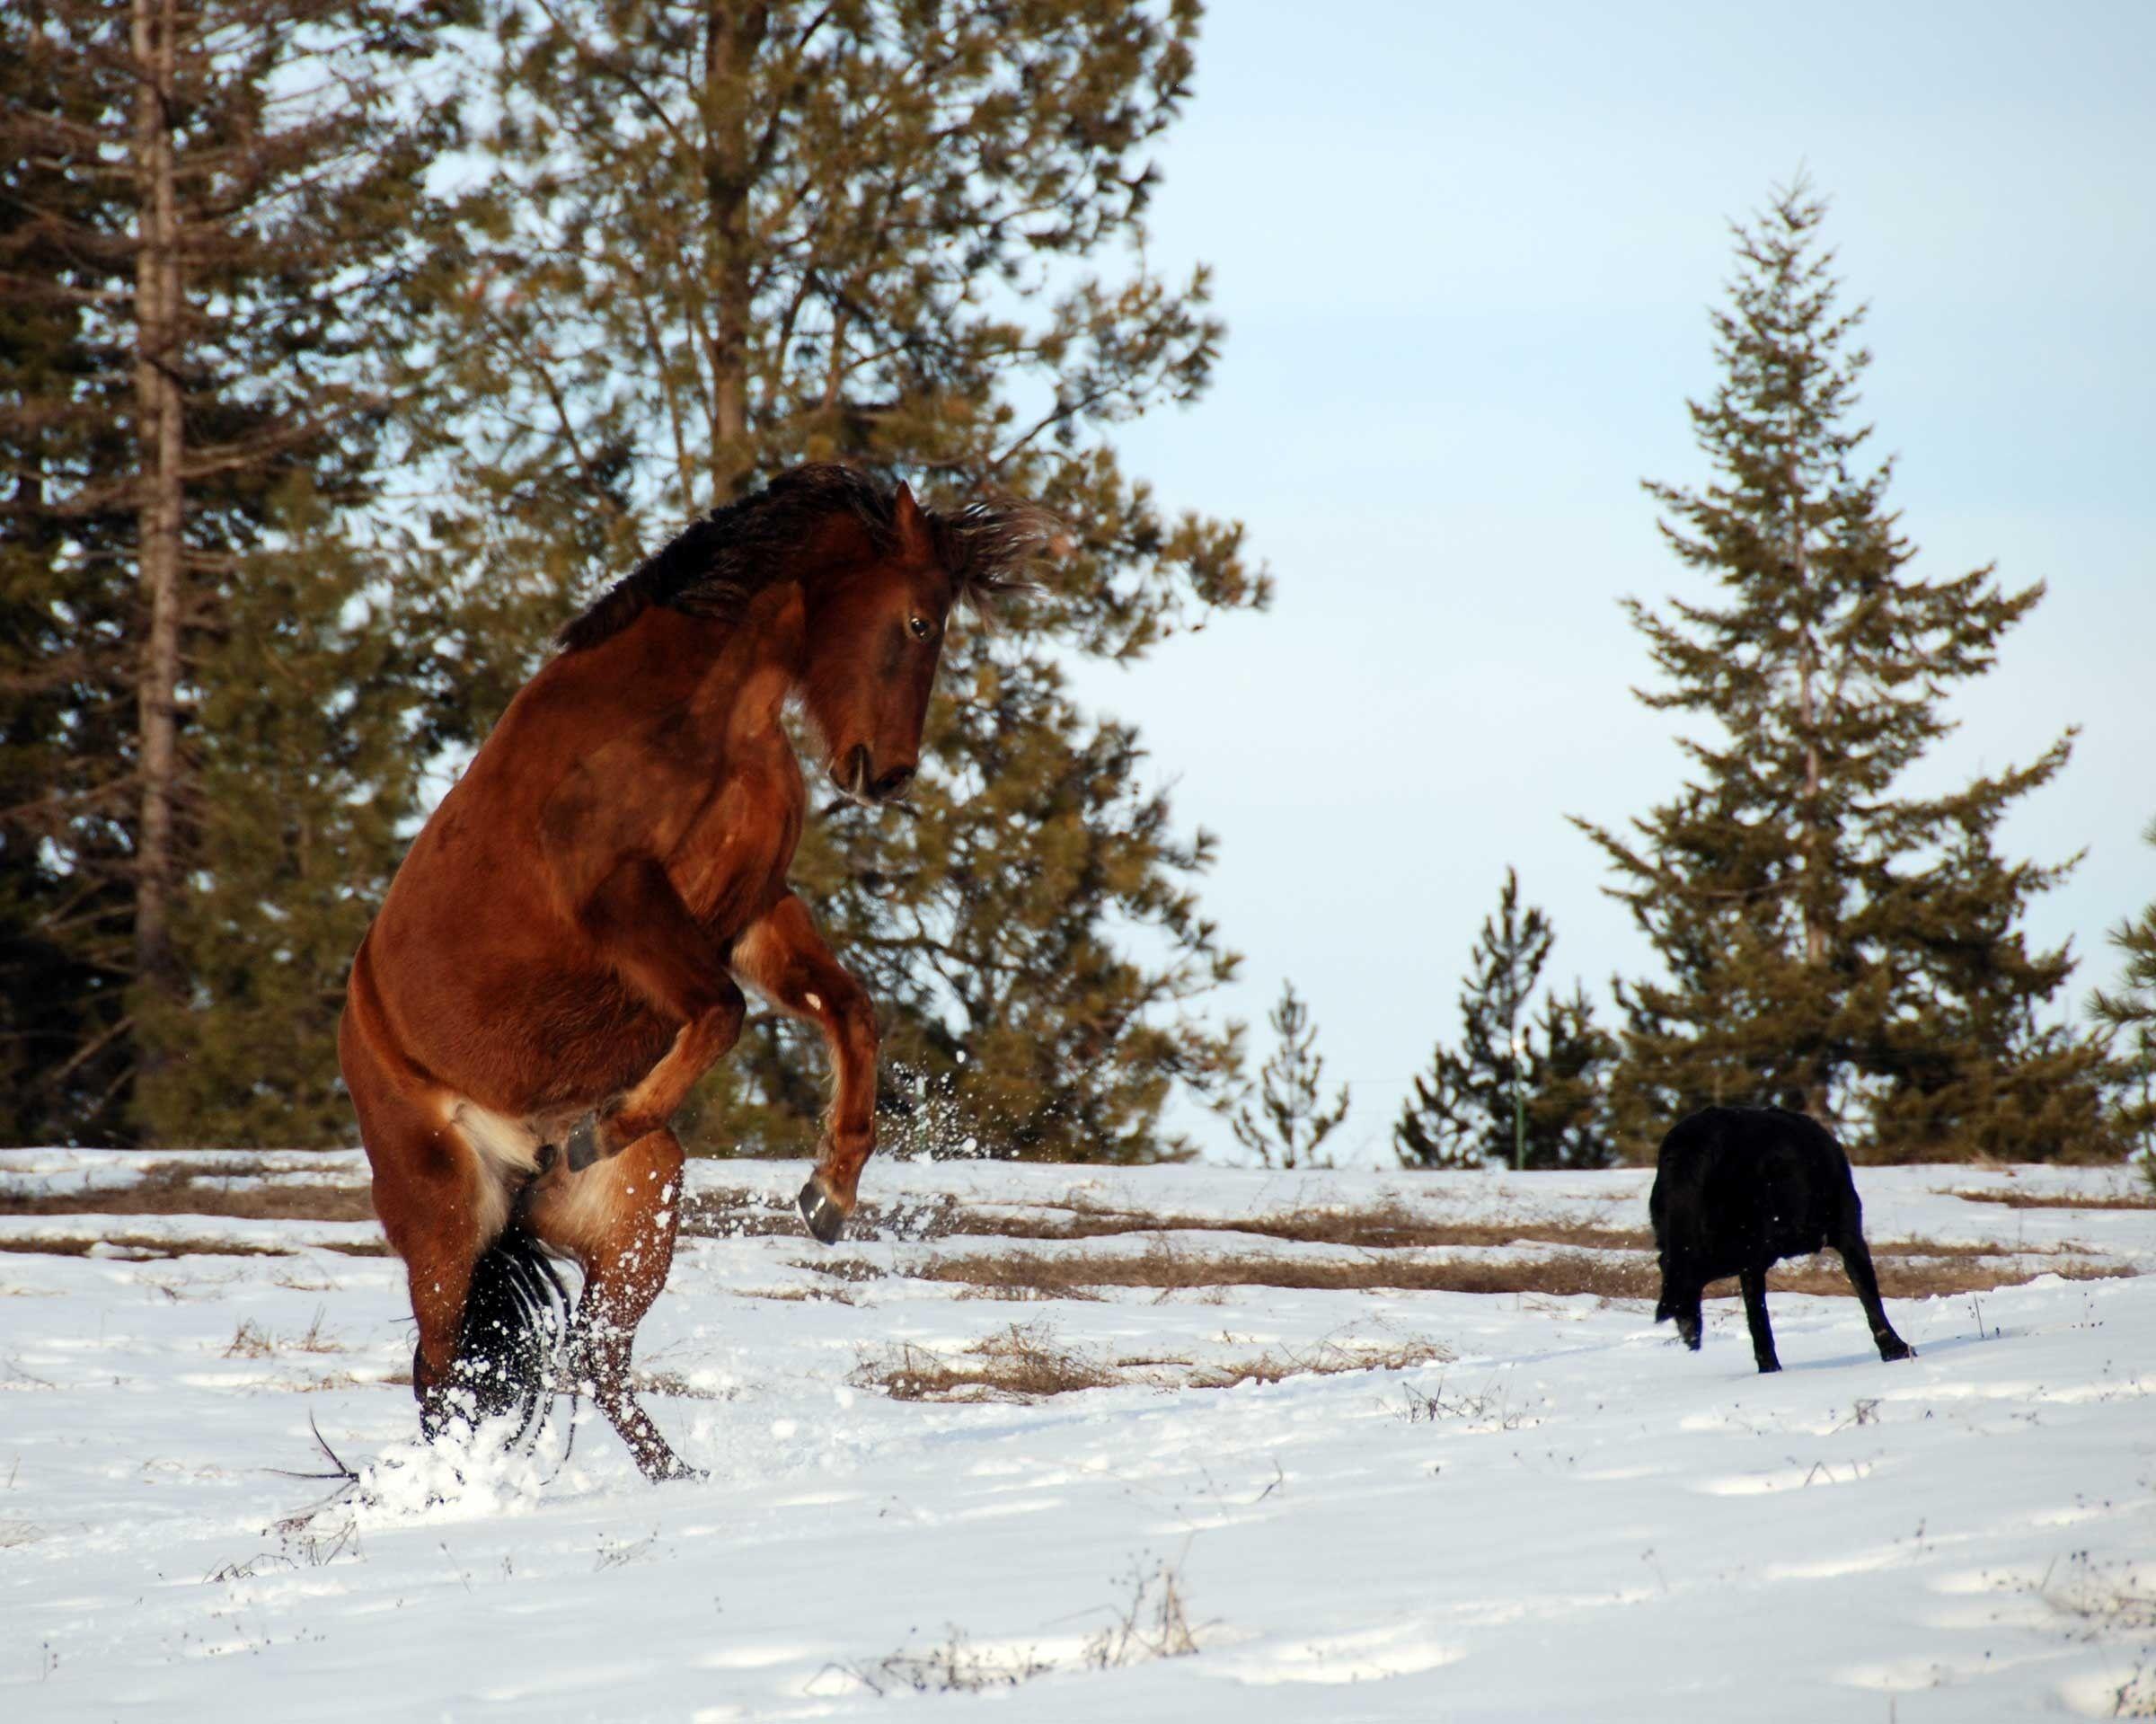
[908,614,932,641]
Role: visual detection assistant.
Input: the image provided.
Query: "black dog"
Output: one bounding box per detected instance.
[1650,1105,1914,1374]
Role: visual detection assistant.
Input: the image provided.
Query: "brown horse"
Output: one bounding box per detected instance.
[339,465,1051,1480]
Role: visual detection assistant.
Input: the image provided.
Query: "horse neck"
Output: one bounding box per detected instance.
[678,580,810,743]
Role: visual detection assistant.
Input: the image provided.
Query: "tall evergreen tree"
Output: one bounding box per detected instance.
[416,1,1267,1162]
[1575,177,2117,1163]
[2090,817,2156,1163]
[1230,979,1347,1170]
[1395,868,1615,1171]
[0,1,465,1144]
[0,2,139,1141]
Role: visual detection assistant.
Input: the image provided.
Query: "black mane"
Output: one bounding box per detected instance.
[555,464,1056,654]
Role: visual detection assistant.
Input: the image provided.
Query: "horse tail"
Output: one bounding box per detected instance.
[437,1223,569,1447]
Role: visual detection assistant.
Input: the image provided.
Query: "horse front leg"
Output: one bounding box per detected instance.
[730,892,879,1243]
[570,856,747,1169]
[1739,1266,1781,1374]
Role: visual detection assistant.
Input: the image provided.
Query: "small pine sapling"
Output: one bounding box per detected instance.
[1230,981,1349,1170]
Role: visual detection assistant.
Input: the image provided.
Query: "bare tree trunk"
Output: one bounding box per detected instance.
[131,0,186,1121]
[702,2,767,501]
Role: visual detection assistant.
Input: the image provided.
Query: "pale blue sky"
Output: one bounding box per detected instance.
[1066,1,2156,1162]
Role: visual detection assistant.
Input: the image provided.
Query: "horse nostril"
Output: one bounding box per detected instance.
[871,765,915,800]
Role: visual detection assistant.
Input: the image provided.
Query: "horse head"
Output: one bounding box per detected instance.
[800,480,1057,807]
[800,484,951,806]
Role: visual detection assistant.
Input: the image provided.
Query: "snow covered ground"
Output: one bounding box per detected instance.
[2,1150,2152,1720]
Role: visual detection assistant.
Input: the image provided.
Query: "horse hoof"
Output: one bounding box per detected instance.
[797,1178,847,1244]
[645,1454,707,1484]
[565,1116,603,1173]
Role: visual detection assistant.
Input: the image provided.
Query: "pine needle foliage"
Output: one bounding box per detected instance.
[1229,980,1347,1171]
[2090,818,2156,1163]
[0,0,468,1144]
[0,7,139,1141]
[1395,868,1616,1171]
[413,0,1268,1162]
[1574,177,2118,1163]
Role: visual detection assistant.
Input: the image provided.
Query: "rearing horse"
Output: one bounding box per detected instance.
[340,465,1051,1480]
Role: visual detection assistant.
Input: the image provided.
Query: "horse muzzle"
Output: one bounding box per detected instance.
[830,746,915,807]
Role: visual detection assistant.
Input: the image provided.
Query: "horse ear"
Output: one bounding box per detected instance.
[892,481,932,562]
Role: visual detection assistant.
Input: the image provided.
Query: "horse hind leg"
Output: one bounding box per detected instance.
[349,1104,555,1450]
[343,1063,503,1438]
[526,1125,696,1481]
[342,954,564,1449]
[1836,1226,1915,1363]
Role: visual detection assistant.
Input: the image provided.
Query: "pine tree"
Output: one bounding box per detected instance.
[415,1,1268,1162]
[0,1,465,1143]
[1394,869,1615,1171]
[1575,177,2117,1163]
[1530,983,1621,1171]
[2090,817,2156,1163]
[1392,1051,1480,1171]
[0,2,140,1141]
[1230,980,1348,1170]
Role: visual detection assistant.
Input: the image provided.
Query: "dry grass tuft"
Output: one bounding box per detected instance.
[0,1231,388,1261]
[850,1316,1445,1401]
[225,1319,276,1358]
[1192,1334,1451,1390]
[224,1308,346,1361]
[1397,1374,1534,1431]
[633,1370,736,1402]
[1083,1555,1204,1667]
[594,1530,660,1571]
[850,1322,1118,1403]
[0,1233,295,1260]
[963,1197,1647,1254]
[851,1240,2131,1304]
[790,1256,887,1285]
[844,1552,1202,1696]
[292,1371,369,1395]
[1768,1255,2129,1299]
[734,1284,859,1305]
[891,1243,1663,1300]
[847,1630,1058,1696]
[681,1186,959,1242]
[2038,1556,2156,1638]
[291,1306,343,1353]
[950,1277,1105,1303]
[1867,1237,2064,1261]
[0,1164,374,1224]
[1949,1188,2156,1212]
[2020,1552,2156,1716]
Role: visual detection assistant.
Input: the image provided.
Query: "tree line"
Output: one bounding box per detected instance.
[1255,185,2156,1172]
[3,0,1260,1154]
[3,9,2148,1166]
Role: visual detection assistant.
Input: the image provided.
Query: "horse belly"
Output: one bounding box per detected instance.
[508,975,676,1108]
[383,927,672,1117]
